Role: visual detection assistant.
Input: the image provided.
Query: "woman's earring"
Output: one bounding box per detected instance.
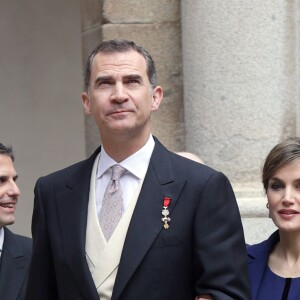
[266,203,271,218]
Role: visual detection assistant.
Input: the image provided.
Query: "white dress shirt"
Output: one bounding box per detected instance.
[0,227,4,258]
[96,135,155,219]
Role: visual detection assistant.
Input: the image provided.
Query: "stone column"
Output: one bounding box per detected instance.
[181,0,299,243]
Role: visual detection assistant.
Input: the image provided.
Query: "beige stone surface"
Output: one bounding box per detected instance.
[103,0,180,23]
[242,217,276,245]
[80,0,103,30]
[81,26,102,75]
[234,183,275,243]
[234,184,276,244]
[236,197,267,218]
[181,0,298,183]
[297,0,300,134]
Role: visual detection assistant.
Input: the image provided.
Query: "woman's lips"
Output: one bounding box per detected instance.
[278,209,299,215]
[278,209,299,219]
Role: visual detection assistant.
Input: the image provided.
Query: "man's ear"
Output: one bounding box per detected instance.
[82,92,92,114]
[151,86,163,111]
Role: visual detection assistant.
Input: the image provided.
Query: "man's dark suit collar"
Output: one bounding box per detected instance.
[0,228,30,299]
[64,146,101,190]
[55,146,101,300]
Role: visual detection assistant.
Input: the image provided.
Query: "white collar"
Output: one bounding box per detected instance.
[97,135,155,180]
[0,227,4,253]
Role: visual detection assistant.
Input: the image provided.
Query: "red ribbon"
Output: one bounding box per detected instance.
[163,197,171,207]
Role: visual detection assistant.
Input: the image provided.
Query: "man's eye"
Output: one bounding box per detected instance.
[99,81,111,86]
[0,177,6,184]
[95,80,112,88]
[125,77,141,85]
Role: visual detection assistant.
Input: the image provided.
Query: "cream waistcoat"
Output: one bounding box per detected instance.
[85,153,145,300]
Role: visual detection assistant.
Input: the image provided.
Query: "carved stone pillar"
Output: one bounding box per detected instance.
[181,0,299,243]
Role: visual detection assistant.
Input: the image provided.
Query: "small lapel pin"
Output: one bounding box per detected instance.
[161,196,171,229]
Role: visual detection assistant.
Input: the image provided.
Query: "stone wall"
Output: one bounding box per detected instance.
[181,0,300,243]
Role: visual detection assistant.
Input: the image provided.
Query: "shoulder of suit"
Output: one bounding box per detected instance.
[13,233,32,244]
[247,230,279,259]
[14,235,32,254]
[38,147,101,183]
[170,151,217,175]
[4,228,32,253]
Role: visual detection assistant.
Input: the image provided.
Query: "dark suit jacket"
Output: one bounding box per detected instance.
[0,227,32,300]
[247,230,279,300]
[26,138,251,299]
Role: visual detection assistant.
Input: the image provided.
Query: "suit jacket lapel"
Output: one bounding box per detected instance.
[56,147,101,300]
[247,231,279,299]
[0,228,28,299]
[248,252,268,299]
[112,140,186,300]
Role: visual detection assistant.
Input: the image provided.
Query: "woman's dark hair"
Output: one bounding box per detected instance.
[262,137,300,192]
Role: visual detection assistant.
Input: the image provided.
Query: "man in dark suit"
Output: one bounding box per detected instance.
[26,39,251,299]
[0,143,32,299]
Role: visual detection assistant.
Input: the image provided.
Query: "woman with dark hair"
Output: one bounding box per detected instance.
[248,137,300,299]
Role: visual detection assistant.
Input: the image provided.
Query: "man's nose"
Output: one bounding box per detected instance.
[111,83,128,103]
[7,180,20,197]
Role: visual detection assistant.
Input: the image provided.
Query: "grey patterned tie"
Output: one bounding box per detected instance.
[100,164,126,241]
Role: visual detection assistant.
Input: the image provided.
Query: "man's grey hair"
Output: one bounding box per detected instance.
[83,39,158,92]
[0,143,14,161]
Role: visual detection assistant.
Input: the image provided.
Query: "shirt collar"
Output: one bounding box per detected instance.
[97,135,155,180]
[0,227,4,253]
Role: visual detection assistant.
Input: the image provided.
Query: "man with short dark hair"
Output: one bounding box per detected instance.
[0,143,31,299]
[26,39,251,299]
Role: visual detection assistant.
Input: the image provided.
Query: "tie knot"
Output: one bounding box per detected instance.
[111,164,126,180]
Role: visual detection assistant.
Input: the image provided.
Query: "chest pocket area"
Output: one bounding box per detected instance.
[151,234,187,248]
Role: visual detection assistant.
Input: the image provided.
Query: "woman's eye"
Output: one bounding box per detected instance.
[270,182,283,190]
